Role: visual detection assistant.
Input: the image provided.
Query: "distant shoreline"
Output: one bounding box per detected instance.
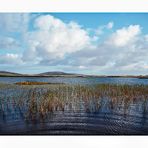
[0,71,148,79]
[0,74,148,79]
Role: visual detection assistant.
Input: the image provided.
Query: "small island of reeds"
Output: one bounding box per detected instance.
[15,81,64,85]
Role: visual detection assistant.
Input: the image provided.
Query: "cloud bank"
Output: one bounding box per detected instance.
[0,13,148,75]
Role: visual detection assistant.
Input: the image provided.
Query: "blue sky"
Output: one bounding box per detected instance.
[0,13,148,75]
[51,13,148,29]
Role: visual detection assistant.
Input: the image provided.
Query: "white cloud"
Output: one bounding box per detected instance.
[0,13,29,33]
[107,22,114,29]
[0,13,148,75]
[95,21,114,35]
[23,15,91,64]
[0,53,23,65]
[21,21,148,74]
[34,15,66,30]
[0,13,31,52]
[58,24,148,74]
[108,25,141,47]
[145,35,148,41]
[0,37,20,50]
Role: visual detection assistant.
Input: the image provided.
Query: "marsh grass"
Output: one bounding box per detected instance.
[0,83,148,122]
[15,81,51,85]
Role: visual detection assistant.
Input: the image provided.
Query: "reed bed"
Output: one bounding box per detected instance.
[15,81,50,85]
[0,83,148,123]
[15,81,64,85]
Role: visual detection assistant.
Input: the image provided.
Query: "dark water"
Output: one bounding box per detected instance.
[0,77,148,135]
[0,76,148,85]
[1,100,148,135]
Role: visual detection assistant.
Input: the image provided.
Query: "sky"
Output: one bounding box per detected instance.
[0,13,148,75]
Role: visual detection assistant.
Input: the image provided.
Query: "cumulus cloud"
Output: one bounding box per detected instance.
[57,24,148,74]
[107,25,141,47]
[23,15,92,64]
[0,13,148,75]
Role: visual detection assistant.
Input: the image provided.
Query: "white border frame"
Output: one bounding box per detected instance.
[0,0,148,148]
[0,136,148,148]
[0,0,148,12]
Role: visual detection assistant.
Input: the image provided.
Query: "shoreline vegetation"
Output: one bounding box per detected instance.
[0,82,148,122]
[0,71,148,79]
[0,80,148,134]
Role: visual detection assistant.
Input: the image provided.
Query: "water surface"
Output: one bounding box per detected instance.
[0,76,148,85]
[0,77,148,135]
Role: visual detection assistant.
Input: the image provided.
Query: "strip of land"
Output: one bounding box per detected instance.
[0,71,148,79]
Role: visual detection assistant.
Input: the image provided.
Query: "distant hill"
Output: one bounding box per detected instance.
[0,71,84,77]
[0,71,22,76]
[37,71,86,77]
[0,70,147,78]
[38,71,76,76]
